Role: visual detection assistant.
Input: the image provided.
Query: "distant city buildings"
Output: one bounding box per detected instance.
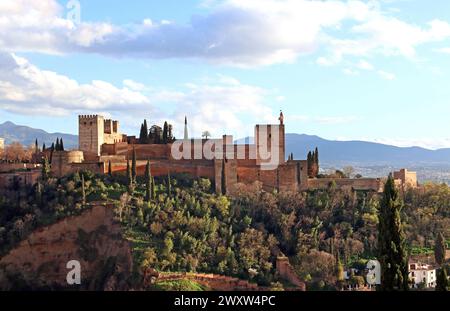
[0,137,4,151]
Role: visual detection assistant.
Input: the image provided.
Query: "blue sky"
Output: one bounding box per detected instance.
[1,0,450,149]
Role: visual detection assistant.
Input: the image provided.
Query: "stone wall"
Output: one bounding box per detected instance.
[307,178,384,192]
[0,169,40,188]
[276,256,306,290]
[0,204,133,290]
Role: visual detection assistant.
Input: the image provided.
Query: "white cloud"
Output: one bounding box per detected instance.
[435,47,450,54]
[0,52,276,138]
[343,68,360,76]
[356,60,374,71]
[1,0,450,66]
[0,52,150,116]
[377,70,396,80]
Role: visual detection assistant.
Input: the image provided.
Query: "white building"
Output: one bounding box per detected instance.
[409,262,436,289]
[0,137,4,150]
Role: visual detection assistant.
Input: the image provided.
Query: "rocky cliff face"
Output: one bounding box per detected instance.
[0,204,133,290]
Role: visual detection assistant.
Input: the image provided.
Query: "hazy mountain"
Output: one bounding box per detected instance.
[0,121,78,149]
[284,133,450,167]
[1,121,449,169]
[236,134,450,167]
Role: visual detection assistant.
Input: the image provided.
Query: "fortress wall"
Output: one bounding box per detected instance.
[307,178,384,192]
[111,160,215,179]
[0,163,39,173]
[259,170,278,191]
[278,164,299,192]
[128,144,170,160]
[237,166,259,184]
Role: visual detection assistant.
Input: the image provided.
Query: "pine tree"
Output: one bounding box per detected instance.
[81,174,86,206]
[145,160,152,202]
[132,145,137,184]
[60,138,64,151]
[162,121,169,144]
[436,266,449,291]
[378,175,409,291]
[221,159,227,195]
[435,232,446,266]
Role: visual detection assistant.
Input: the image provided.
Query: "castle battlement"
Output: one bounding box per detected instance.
[79,115,102,119]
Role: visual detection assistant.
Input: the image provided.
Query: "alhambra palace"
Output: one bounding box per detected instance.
[0,111,417,193]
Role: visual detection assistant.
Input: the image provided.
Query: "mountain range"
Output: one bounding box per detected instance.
[0,121,78,149]
[1,121,450,169]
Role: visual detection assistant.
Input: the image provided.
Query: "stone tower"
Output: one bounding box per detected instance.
[255,111,285,169]
[78,115,105,156]
[184,116,189,140]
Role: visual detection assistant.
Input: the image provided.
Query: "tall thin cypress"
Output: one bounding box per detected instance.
[145,160,152,202]
[81,173,86,206]
[167,172,172,197]
[60,138,64,151]
[41,156,50,181]
[143,119,149,143]
[151,176,156,199]
[378,175,409,291]
[132,145,137,184]
[108,160,112,176]
[221,159,226,195]
[162,121,169,144]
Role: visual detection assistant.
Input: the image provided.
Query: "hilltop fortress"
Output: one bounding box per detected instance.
[42,112,417,194]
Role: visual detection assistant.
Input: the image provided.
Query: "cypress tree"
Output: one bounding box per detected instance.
[35,181,42,207]
[314,147,319,172]
[35,139,39,154]
[221,159,226,195]
[145,160,152,202]
[55,138,60,151]
[143,120,149,143]
[50,143,55,163]
[132,145,137,184]
[60,138,64,151]
[42,143,46,151]
[126,158,132,187]
[41,156,50,181]
[108,161,112,176]
[167,172,172,197]
[307,151,312,177]
[151,176,156,200]
[435,232,446,266]
[163,121,169,144]
[139,123,145,144]
[81,173,86,206]
[436,266,449,291]
[378,175,409,291]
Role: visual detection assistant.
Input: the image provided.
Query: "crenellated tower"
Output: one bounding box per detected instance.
[78,115,105,156]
